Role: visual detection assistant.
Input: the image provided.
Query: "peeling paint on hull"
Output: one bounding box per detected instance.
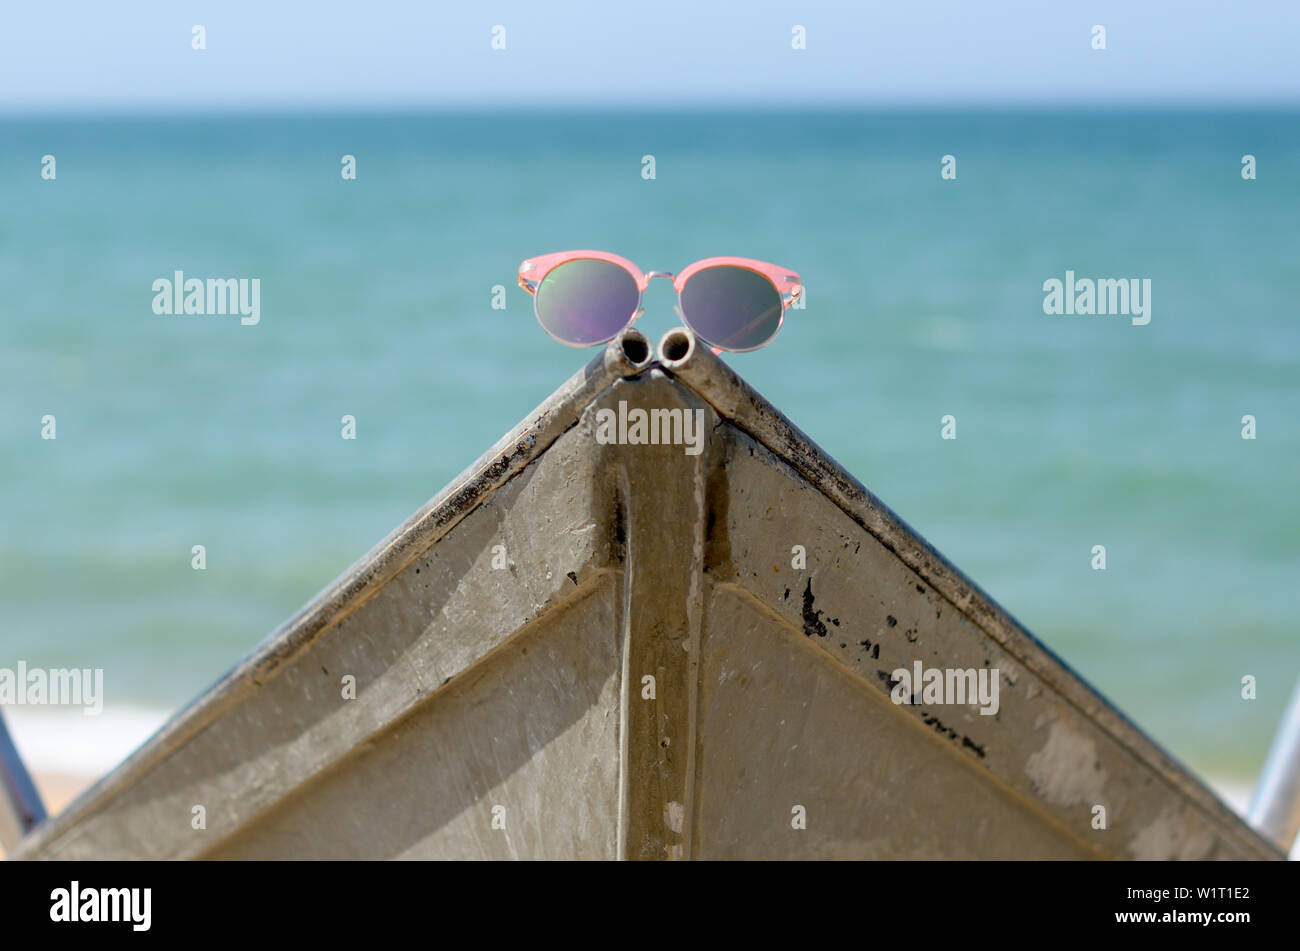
[10,330,1282,861]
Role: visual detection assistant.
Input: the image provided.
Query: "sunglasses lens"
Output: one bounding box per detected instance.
[679,266,783,351]
[535,259,640,347]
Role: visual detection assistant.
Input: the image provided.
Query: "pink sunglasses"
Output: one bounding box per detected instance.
[517,251,802,352]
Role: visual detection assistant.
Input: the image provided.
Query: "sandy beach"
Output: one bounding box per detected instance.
[0,770,94,860]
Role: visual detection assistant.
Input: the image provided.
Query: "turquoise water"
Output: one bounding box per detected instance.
[1,110,1297,781]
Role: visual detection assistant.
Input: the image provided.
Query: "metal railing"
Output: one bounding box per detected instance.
[0,708,47,853]
[1249,676,1300,854]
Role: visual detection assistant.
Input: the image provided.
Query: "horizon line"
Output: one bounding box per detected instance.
[3,98,1299,121]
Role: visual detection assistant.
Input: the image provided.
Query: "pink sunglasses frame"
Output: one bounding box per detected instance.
[517,250,803,352]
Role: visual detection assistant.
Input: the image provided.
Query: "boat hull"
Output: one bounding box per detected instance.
[12,333,1280,860]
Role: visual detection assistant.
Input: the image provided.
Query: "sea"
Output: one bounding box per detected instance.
[1,110,1297,809]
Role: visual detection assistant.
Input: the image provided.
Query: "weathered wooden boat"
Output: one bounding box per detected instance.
[5,327,1295,860]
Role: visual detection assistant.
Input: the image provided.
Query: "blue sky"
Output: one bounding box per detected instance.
[1,1,1297,112]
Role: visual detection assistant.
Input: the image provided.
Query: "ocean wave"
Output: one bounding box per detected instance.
[4,704,172,777]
